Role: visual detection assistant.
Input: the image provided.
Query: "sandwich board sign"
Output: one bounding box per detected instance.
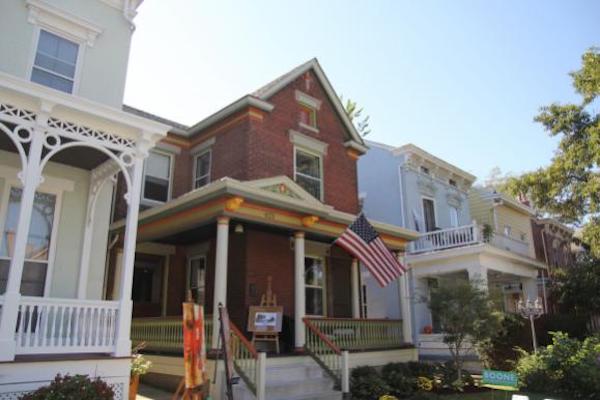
[482,369,519,391]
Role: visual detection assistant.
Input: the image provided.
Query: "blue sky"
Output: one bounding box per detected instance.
[124,0,599,181]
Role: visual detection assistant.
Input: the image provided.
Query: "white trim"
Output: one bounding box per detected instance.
[420,196,437,232]
[186,254,207,301]
[190,137,216,155]
[26,0,104,47]
[295,90,322,110]
[293,146,324,202]
[187,96,274,136]
[141,149,173,206]
[193,149,212,190]
[299,122,320,134]
[289,130,328,155]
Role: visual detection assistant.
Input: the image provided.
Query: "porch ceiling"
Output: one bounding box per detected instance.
[113,176,418,250]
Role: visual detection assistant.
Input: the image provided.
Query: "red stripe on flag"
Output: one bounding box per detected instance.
[335,236,387,286]
[336,234,390,284]
[345,230,396,283]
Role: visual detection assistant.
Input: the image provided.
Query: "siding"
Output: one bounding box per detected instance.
[495,205,535,258]
[468,188,494,227]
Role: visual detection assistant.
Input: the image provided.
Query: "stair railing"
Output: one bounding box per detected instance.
[303,317,350,395]
[229,320,266,400]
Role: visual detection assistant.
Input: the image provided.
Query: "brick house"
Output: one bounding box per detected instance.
[109,59,418,398]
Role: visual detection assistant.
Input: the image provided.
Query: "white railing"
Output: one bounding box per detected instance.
[15,296,119,355]
[409,223,479,254]
[489,233,530,257]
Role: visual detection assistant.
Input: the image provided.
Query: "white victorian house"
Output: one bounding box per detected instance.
[358,142,546,360]
[0,1,168,398]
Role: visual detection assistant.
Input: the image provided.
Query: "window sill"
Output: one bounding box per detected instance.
[299,122,320,134]
[140,198,168,208]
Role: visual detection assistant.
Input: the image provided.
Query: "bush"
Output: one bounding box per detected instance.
[20,374,114,400]
[350,366,390,400]
[381,361,437,398]
[479,313,529,370]
[516,332,600,399]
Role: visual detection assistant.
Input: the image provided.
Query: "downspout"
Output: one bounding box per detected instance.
[540,229,550,313]
[397,164,406,227]
[123,0,137,31]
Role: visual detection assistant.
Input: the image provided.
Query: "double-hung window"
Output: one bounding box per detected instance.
[295,149,322,200]
[194,150,211,189]
[0,188,57,296]
[142,150,172,204]
[305,256,325,316]
[31,30,79,94]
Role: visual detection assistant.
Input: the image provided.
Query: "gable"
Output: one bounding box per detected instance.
[253,59,367,152]
[245,176,325,206]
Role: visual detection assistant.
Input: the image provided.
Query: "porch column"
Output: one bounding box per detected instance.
[522,277,538,302]
[211,216,230,350]
[294,231,306,350]
[467,266,488,292]
[0,128,44,361]
[114,154,145,357]
[351,258,360,318]
[398,273,413,343]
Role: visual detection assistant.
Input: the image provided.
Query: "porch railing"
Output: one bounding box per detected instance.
[409,223,479,254]
[303,317,349,394]
[305,317,404,351]
[131,316,266,399]
[131,316,213,353]
[15,296,119,355]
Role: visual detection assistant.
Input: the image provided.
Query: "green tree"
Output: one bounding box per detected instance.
[552,254,600,315]
[427,279,503,383]
[504,48,600,256]
[340,96,371,136]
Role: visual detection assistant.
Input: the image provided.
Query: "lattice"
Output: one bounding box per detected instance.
[47,117,135,149]
[0,103,37,122]
[111,382,125,400]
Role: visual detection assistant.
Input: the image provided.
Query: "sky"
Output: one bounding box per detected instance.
[124,0,600,182]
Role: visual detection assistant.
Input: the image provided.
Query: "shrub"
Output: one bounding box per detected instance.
[381,361,437,397]
[131,353,152,376]
[478,313,529,370]
[350,366,390,400]
[516,332,600,399]
[20,374,114,400]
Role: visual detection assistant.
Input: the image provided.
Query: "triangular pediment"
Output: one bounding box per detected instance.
[245,176,324,206]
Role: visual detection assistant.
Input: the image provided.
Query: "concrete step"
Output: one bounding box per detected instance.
[264,363,326,382]
[265,377,336,399]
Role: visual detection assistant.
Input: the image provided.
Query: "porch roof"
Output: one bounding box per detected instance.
[111,175,419,250]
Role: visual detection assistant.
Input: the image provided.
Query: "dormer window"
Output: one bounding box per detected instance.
[449,179,457,187]
[420,166,430,175]
[31,30,79,94]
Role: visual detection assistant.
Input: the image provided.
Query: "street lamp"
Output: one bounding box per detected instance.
[517,297,544,352]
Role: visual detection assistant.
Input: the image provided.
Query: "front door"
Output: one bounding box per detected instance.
[132,253,164,317]
[187,255,206,305]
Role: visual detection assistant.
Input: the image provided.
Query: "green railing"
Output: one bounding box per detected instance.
[305,317,404,351]
[131,316,266,399]
[229,321,265,398]
[131,316,213,353]
[303,317,349,394]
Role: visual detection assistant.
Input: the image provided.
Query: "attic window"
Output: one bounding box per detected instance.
[420,166,430,175]
[449,179,457,187]
[299,103,317,129]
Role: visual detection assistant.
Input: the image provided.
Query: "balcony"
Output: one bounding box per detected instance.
[407,223,531,258]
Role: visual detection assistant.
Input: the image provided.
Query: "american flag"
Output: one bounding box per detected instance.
[336,213,406,287]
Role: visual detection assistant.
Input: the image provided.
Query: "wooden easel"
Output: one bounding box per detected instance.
[251,276,280,354]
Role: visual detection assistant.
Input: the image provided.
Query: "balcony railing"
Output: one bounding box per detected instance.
[14,297,119,355]
[408,223,532,258]
[409,223,479,254]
